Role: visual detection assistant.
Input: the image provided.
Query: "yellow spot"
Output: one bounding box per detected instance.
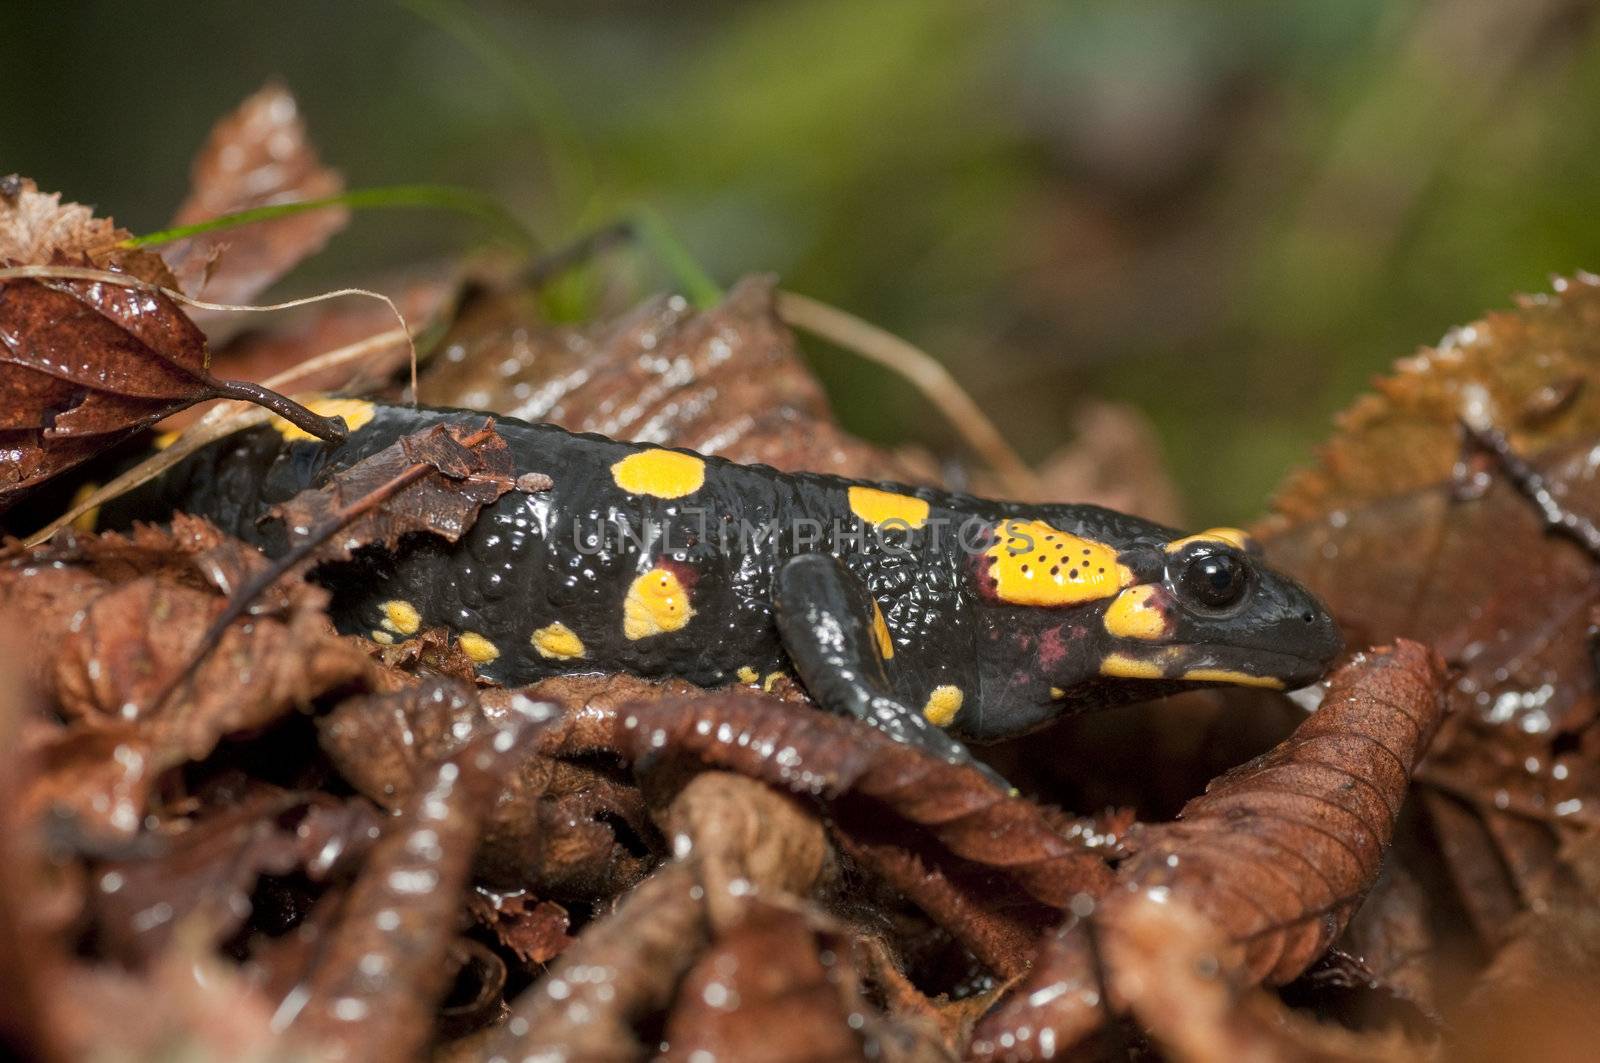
[1100,654,1164,680]
[1182,668,1286,690]
[531,622,586,660]
[1049,686,1066,699]
[1102,585,1169,640]
[736,666,760,684]
[624,566,696,639]
[271,397,376,442]
[70,481,101,532]
[458,632,500,663]
[762,672,784,692]
[871,600,894,659]
[381,599,421,636]
[848,486,929,529]
[611,449,706,499]
[370,629,395,645]
[152,430,180,450]
[1166,527,1253,554]
[985,519,1132,607]
[922,685,964,727]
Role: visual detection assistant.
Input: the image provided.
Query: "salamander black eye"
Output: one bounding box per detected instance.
[1179,551,1247,609]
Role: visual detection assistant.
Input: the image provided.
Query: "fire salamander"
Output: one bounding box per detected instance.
[103,400,1342,774]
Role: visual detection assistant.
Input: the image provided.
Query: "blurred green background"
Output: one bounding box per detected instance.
[6,0,1598,523]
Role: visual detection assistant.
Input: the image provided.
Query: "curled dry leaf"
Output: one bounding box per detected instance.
[0,177,345,508]
[972,641,1447,1060]
[319,678,657,899]
[161,82,349,306]
[285,699,553,1063]
[607,691,1114,907]
[422,275,941,483]
[87,786,383,965]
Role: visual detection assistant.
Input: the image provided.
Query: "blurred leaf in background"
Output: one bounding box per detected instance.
[4,0,1599,522]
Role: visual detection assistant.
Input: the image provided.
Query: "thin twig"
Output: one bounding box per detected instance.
[776,289,1042,499]
[1459,419,1600,562]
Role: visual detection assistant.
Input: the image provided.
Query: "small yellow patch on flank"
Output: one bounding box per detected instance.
[870,600,894,659]
[847,486,930,529]
[762,672,784,692]
[1100,654,1164,680]
[531,621,586,660]
[370,629,395,645]
[1181,668,1286,690]
[70,481,101,532]
[985,519,1133,607]
[1049,686,1066,700]
[922,685,964,727]
[737,666,760,684]
[152,430,180,450]
[624,566,696,640]
[381,599,422,636]
[458,631,500,663]
[611,449,706,499]
[1102,585,1169,640]
[271,397,376,442]
[1165,527,1253,554]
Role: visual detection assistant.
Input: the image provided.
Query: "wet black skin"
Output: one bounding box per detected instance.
[102,404,1343,770]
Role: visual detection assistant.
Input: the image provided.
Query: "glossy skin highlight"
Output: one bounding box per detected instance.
[106,403,1343,763]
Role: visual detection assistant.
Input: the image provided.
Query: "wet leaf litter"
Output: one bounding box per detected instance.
[4,85,1600,1063]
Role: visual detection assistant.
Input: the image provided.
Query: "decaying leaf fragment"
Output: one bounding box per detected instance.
[266,418,527,564]
[972,641,1447,1060]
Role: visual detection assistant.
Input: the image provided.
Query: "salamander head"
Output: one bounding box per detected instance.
[1087,526,1342,692]
[974,515,1341,729]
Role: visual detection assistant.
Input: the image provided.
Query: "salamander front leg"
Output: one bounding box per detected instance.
[773,553,1007,788]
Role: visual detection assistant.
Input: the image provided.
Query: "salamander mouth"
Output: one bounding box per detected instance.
[1177,644,1337,690]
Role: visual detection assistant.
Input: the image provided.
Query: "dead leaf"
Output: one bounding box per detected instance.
[161,82,348,305]
[0,178,345,508]
[421,275,941,483]
[1,518,378,834]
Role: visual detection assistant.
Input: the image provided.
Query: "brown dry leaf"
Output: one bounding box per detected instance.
[285,699,552,1063]
[161,82,348,305]
[422,274,940,483]
[0,177,344,508]
[1270,273,1600,524]
[1262,277,1600,951]
[1,518,378,834]
[973,641,1446,1059]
